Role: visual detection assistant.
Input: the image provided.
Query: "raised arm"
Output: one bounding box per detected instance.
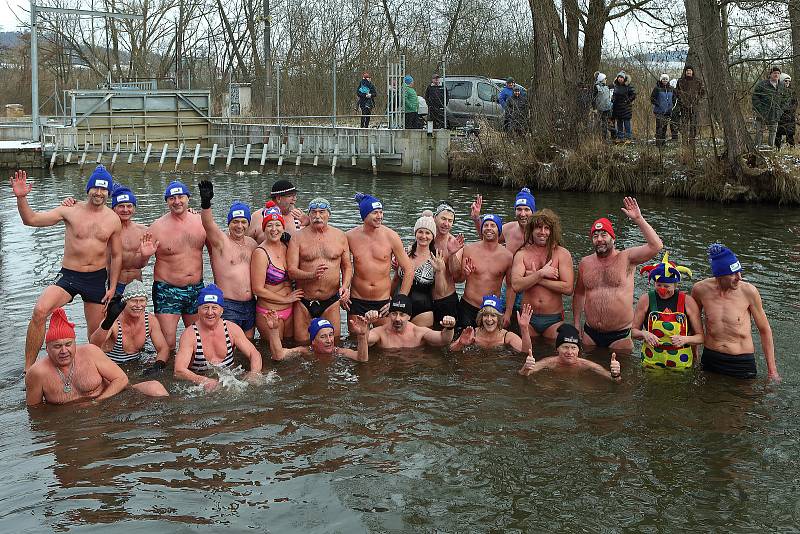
[198,180,227,252]
[621,197,663,265]
[507,304,533,353]
[449,326,475,352]
[11,170,67,227]
[263,310,305,360]
[422,315,456,346]
[339,315,369,362]
[748,285,780,383]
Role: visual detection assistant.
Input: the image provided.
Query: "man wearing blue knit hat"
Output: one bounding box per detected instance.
[110,185,156,295]
[346,193,413,322]
[10,166,122,371]
[144,179,207,356]
[197,180,258,339]
[691,244,780,382]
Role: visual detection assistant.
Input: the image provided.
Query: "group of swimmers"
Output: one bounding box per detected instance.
[11,165,780,407]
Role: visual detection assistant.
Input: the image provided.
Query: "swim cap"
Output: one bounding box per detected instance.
[308,318,334,341]
[164,180,190,200]
[435,203,455,216]
[708,243,742,277]
[111,187,137,208]
[404,75,414,85]
[515,187,536,210]
[227,202,251,225]
[556,323,581,349]
[590,217,615,239]
[121,279,148,302]
[480,214,503,236]
[261,201,285,230]
[413,211,436,235]
[46,308,76,342]
[308,197,331,212]
[640,251,692,284]
[271,179,297,197]
[197,283,225,308]
[86,165,113,193]
[355,192,383,220]
[480,295,502,314]
[389,294,413,315]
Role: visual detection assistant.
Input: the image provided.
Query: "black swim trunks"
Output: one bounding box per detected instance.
[457,297,480,329]
[349,296,391,317]
[301,292,340,318]
[432,292,459,330]
[702,348,757,379]
[583,323,631,348]
[54,267,108,304]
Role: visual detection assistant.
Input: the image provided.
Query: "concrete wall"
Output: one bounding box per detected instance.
[0,147,42,168]
[0,122,33,141]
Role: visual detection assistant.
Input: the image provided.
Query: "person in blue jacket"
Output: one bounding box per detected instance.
[650,74,675,146]
[498,77,526,109]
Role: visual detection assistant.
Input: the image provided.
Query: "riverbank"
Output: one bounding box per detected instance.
[450,130,800,204]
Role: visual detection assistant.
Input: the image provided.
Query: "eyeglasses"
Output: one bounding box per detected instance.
[308,201,330,211]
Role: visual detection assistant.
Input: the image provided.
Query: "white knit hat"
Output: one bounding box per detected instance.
[122,279,148,302]
[413,210,437,235]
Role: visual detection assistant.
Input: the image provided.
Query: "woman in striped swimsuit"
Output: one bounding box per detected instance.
[174,284,264,391]
[90,279,170,367]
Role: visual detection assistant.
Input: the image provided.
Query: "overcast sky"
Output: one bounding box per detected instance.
[1,0,27,31]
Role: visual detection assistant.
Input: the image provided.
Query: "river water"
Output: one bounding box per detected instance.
[1,165,799,532]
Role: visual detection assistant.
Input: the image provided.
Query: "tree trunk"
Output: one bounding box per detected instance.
[789,0,800,97]
[684,0,754,177]
[582,0,606,81]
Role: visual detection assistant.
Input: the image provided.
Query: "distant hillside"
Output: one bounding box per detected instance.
[0,32,22,48]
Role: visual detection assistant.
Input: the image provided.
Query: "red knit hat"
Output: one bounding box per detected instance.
[262,200,285,230]
[45,308,76,342]
[590,217,615,239]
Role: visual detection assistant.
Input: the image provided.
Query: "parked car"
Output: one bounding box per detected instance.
[439,75,504,127]
[491,78,528,94]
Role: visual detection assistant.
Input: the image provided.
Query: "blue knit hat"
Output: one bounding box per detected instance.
[86,165,113,193]
[480,214,503,236]
[197,283,225,308]
[404,75,414,85]
[708,243,742,278]
[515,187,535,210]
[227,202,251,224]
[111,187,137,208]
[164,180,191,200]
[355,192,383,220]
[309,318,334,341]
[480,294,502,313]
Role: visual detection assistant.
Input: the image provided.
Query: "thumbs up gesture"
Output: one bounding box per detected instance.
[610,352,621,380]
[519,349,536,376]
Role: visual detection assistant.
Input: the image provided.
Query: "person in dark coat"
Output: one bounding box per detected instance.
[356,71,378,128]
[424,74,446,129]
[611,71,636,142]
[752,66,785,147]
[650,74,675,146]
[503,87,529,137]
[776,74,797,149]
[674,65,705,144]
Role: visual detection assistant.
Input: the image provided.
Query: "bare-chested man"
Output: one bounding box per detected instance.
[518,323,622,382]
[12,167,122,371]
[363,295,456,349]
[511,209,574,339]
[451,214,515,330]
[247,179,307,242]
[572,197,663,350]
[288,198,353,341]
[431,203,465,328]
[346,193,413,321]
[145,181,207,351]
[26,308,167,406]
[198,180,258,339]
[691,244,780,382]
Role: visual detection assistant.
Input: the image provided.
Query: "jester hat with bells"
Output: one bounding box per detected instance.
[639,251,692,284]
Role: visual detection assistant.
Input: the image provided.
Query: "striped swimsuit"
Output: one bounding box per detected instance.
[106,313,154,363]
[189,321,235,372]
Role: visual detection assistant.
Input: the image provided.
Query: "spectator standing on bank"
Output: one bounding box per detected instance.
[650,74,675,147]
[425,74,446,129]
[752,66,784,147]
[356,71,378,128]
[504,87,529,137]
[403,75,419,129]
[592,72,613,140]
[776,74,796,149]
[675,65,705,144]
[498,77,526,109]
[611,71,636,142]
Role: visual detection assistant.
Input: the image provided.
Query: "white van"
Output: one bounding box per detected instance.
[441,75,504,127]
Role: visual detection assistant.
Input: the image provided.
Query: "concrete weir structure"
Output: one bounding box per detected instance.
[32,87,450,176]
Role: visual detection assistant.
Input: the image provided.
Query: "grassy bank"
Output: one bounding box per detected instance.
[449,129,800,204]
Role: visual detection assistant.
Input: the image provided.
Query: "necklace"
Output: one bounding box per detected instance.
[55,359,76,393]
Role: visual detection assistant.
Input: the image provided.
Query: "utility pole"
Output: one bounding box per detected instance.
[28,3,143,140]
[263,0,272,116]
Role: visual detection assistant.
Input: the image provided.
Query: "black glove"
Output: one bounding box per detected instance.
[280,231,292,244]
[101,295,126,330]
[142,360,166,376]
[198,180,213,209]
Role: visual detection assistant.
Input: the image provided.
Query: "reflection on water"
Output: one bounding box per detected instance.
[1,166,800,531]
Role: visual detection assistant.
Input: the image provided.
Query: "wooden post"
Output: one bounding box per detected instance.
[369,141,377,176]
[142,142,153,166]
[331,141,338,175]
[49,147,58,170]
[260,143,268,168]
[295,136,303,168]
[192,143,201,169]
[244,143,252,166]
[159,143,169,170]
[174,142,185,171]
[210,143,218,166]
[225,143,234,170]
[65,152,72,164]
